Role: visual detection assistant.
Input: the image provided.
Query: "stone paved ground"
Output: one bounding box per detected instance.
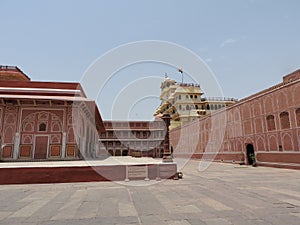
[0,160,299,225]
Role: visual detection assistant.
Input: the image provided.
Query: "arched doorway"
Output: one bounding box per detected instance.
[246,144,255,165]
[122,150,128,156]
[21,111,63,160]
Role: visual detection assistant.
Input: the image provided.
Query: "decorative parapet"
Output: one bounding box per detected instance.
[201,97,238,102]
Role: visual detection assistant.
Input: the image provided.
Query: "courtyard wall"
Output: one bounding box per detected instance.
[170,69,300,169]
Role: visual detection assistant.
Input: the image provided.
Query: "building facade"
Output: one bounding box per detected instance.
[0,65,167,161]
[0,66,105,161]
[170,69,300,169]
[99,120,165,158]
[154,76,237,129]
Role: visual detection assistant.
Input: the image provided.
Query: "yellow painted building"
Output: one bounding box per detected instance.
[154,76,237,129]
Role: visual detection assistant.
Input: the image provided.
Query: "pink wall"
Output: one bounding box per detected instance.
[170,71,300,169]
[0,105,99,161]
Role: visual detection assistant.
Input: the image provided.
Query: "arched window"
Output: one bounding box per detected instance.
[39,123,47,131]
[266,115,275,131]
[280,111,290,129]
[178,95,181,100]
[179,105,182,110]
[296,108,300,127]
[195,105,198,109]
[186,105,190,110]
[206,104,210,110]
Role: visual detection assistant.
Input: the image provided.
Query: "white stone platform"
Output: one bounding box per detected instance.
[0,156,164,168]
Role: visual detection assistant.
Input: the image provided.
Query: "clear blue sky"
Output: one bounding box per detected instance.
[1,0,300,120]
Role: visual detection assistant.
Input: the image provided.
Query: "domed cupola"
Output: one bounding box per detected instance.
[161,74,176,90]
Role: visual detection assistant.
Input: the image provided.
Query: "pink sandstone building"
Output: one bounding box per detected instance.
[170,69,300,169]
[100,120,165,158]
[0,66,105,161]
[0,66,175,184]
[0,66,166,161]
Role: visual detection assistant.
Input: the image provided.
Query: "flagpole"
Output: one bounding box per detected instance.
[181,71,183,83]
[178,67,183,84]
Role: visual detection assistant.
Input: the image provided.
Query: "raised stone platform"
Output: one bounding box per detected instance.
[0,156,177,184]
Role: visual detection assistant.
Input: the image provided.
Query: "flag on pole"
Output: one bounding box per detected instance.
[178,67,183,74]
[178,67,183,83]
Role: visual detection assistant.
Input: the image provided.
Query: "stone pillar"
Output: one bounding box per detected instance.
[13,132,20,159]
[81,122,87,158]
[61,132,66,158]
[162,114,173,162]
[0,135,2,160]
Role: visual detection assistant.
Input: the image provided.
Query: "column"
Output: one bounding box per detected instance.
[162,114,173,162]
[13,132,20,160]
[61,132,66,158]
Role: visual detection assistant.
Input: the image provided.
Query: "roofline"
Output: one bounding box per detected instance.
[0,65,31,80]
[0,80,87,97]
[103,119,161,123]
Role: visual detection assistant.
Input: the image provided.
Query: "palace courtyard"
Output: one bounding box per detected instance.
[0,160,299,225]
